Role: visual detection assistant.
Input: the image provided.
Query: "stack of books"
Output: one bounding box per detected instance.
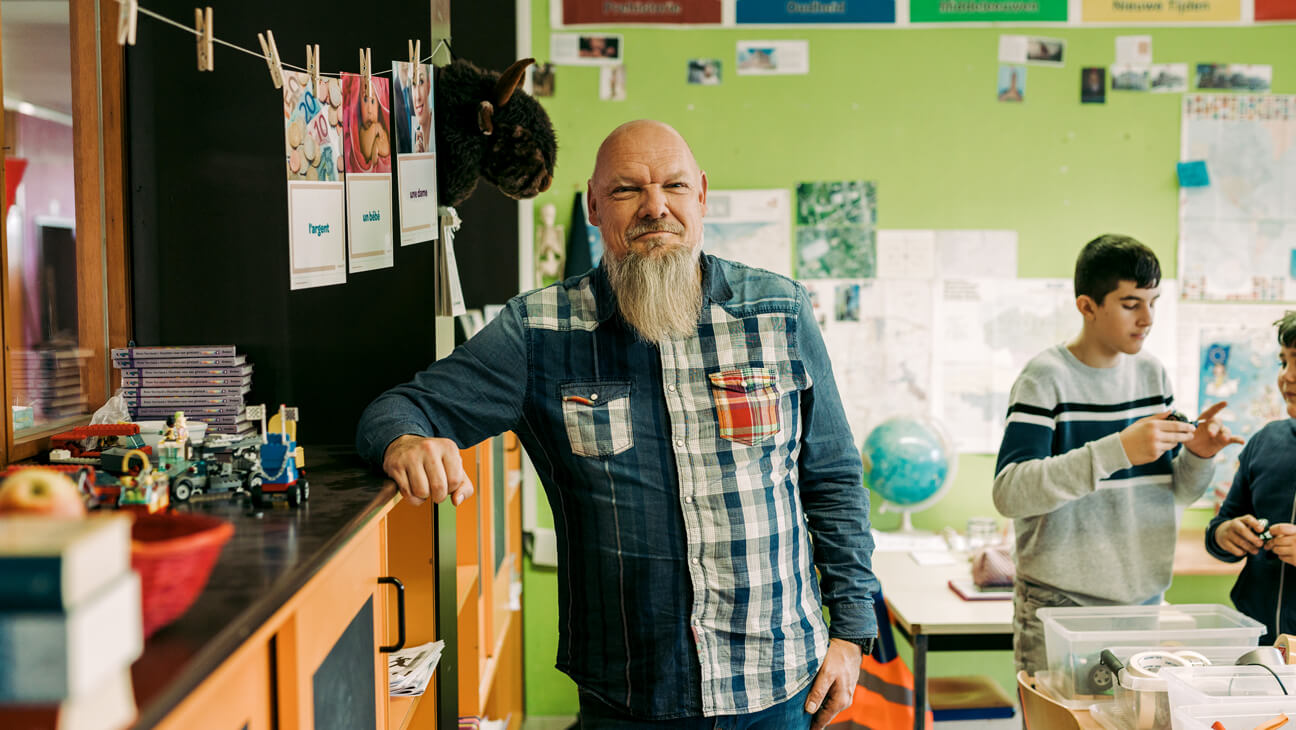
[112,345,255,437]
[0,515,141,730]
[9,346,93,423]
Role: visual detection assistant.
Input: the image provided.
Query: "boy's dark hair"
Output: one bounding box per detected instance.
[1074,234,1162,304]
[1278,311,1296,349]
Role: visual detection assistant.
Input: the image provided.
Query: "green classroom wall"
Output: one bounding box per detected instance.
[519,2,1296,715]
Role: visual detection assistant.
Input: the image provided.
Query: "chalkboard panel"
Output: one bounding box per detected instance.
[126,0,520,445]
[312,597,376,730]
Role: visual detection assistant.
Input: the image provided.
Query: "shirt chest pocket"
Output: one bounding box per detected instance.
[560,381,634,458]
[708,367,783,447]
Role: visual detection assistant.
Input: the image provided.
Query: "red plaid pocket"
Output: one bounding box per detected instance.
[708,368,781,446]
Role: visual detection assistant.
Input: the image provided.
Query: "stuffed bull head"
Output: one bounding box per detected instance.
[435,57,557,207]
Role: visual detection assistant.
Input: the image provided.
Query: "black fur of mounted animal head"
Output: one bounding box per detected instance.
[434,58,557,207]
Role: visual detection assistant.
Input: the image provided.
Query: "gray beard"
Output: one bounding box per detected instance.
[604,243,703,346]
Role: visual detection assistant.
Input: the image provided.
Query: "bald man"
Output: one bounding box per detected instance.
[358,120,878,729]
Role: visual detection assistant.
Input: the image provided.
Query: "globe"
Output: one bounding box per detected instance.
[861,416,958,532]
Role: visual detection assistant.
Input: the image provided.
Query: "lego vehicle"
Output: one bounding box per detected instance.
[167,434,264,503]
[246,405,309,509]
[50,424,152,458]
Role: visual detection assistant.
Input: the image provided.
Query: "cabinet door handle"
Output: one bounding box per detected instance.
[378,576,406,652]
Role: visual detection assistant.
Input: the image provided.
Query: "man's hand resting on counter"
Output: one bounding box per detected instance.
[382,435,475,507]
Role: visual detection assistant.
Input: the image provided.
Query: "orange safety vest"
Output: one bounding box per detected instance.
[829,654,934,730]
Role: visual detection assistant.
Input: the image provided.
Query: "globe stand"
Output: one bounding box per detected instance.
[879,501,933,534]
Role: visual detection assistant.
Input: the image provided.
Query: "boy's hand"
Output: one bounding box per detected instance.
[1214,515,1269,557]
[1119,411,1194,466]
[1184,401,1245,458]
[1267,524,1296,566]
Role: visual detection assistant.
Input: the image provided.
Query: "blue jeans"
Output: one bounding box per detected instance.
[579,683,814,730]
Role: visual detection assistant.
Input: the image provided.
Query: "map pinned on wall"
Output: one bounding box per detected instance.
[703,189,792,277]
[1179,94,1296,301]
[795,180,877,279]
[737,40,809,75]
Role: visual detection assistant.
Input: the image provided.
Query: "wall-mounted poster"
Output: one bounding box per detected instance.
[392,61,438,246]
[284,72,345,290]
[557,0,721,25]
[912,0,1065,23]
[342,72,394,273]
[1082,0,1239,22]
[736,0,895,24]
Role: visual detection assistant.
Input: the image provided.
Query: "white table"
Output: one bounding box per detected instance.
[871,550,1013,730]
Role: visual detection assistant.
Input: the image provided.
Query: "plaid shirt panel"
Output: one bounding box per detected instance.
[708,368,782,446]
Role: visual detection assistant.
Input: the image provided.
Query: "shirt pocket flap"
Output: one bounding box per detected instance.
[707,367,777,393]
[560,381,631,407]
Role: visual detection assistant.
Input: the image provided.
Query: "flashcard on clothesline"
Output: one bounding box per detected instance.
[342,72,394,273]
[392,61,439,246]
[284,70,345,290]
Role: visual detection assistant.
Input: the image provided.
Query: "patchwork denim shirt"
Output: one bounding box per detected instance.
[357,255,878,718]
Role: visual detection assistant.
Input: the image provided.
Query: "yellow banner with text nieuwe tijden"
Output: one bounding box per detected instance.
[1082,0,1240,21]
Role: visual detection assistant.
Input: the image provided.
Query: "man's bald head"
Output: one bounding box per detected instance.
[591,120,701,188]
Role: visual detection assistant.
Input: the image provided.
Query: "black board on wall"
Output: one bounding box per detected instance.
[127,0,520,445]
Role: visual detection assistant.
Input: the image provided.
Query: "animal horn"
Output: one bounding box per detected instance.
[494,58,534,108]
[477,100,494,136]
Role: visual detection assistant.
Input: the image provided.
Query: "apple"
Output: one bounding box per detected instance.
[0,469,87,518]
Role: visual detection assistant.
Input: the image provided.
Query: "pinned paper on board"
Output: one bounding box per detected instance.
[1177,161,1210,188]
[284,71,345,290]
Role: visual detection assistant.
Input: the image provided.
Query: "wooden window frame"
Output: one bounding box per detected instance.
[0,0,129,466]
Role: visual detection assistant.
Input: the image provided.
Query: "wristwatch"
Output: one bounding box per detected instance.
[834,637,875,655]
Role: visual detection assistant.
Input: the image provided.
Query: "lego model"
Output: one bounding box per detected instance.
[246,404,309,508]
[50,423,152,458]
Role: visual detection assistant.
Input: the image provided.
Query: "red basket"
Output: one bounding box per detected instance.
[130,512,234,638]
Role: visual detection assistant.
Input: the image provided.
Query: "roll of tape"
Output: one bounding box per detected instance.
[1127,650,1190,678]
[1174,650,1212,667]
[1276,634,1296,664]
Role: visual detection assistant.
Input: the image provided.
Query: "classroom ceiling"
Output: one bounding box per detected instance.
[1,0,73,120]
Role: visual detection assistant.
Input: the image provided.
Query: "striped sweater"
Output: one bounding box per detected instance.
[993,344,1214,604]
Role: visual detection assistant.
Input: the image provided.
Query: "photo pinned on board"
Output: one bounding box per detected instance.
[1025,37,1064,66]
[531,62,555,97]
[835,283,861,322]
[997,65,1026,102]
[599,64,627,101]
[392,61,433,154]
[579,34,621,60]
[1196,63,1272,92]
[687,59,722,85]
[1111,63,1150,92]
[1149,64,1189,93]
[1081,66,1106,104]
[343,72,392,173]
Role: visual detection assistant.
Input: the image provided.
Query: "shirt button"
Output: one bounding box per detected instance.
[590,393,599,401]
[675,438,684,447]
[692,558,700,565]
[685,496,693,504]
[668,384,676,392]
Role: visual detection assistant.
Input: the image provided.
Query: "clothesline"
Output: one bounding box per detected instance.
[133,5,446,78]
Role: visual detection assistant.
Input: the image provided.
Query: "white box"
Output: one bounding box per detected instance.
[1164,664,1296,709]
[1172,698,1296,730]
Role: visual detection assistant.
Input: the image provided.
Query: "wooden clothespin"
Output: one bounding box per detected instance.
[408,40,421,83]
[359,48,373,98]
[306,44,321,96]
[257,30,283,89]
[116,0,138,46]
[194,7,213,71]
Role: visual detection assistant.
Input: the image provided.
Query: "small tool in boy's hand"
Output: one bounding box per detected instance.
[1167,410,1196,425]
[1256,517,1275,543]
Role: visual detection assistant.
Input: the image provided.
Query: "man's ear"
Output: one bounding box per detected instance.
[698,170,709,216]
[587,180,600,226]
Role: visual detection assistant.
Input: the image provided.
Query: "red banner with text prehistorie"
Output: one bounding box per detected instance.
[561,0,722,24]
[1256,0,1296,19]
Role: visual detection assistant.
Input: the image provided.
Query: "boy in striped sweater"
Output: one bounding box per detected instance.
[993,234,1243,675]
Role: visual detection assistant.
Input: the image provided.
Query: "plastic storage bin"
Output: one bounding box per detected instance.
[1036,604,1265,708]
[1172,699,1296,730]
[1164,664,1296,708]
[1078,646,1262,729]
